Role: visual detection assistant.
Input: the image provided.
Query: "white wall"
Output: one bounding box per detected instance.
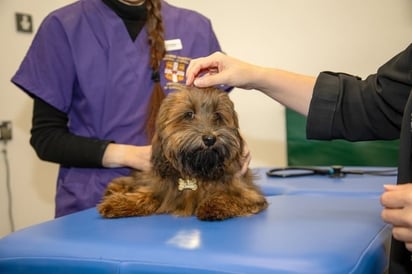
[167,0,412,167]
[0,0,74,237]
[1,0,411,237]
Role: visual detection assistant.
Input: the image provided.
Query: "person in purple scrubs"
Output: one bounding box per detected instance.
[11,0,224,218]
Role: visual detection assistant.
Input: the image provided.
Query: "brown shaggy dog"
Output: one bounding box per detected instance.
[98,86,268,221]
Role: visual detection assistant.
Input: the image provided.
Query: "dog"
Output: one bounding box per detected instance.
[97,86,268,221]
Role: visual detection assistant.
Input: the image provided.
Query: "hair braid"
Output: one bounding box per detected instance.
[145,0,166,141]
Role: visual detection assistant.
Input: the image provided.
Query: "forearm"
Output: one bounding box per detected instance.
[186,52,316,116]
[31,130,111,167]
[31,98,112,167]
[102,143,152,171]
[31,98,153,171]
[248,66,316,116]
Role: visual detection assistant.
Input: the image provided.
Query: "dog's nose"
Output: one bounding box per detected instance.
[202,135,216,147]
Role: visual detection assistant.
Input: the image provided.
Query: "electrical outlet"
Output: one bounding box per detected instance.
[0,121,12,141]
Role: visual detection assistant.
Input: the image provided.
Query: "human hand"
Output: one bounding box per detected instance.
[381,183,412,251]
[102,143,152,171]
[185,52,258,89]
[236,138,252,177]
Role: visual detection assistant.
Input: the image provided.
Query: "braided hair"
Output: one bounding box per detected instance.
[145,0,166,141]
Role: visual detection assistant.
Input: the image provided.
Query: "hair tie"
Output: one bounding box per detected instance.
[151,70,160,83]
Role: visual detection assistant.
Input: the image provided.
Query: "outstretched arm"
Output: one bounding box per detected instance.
[186,52,316,116]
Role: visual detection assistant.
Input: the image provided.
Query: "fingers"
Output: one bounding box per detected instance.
[381,184,412,208]
[382,207,412,226]
[391,226,412,252]
[381,189,406,208]
[381,183,412,251]
[239,149,252,176]
[185,52,225,87]
[383,184,398,191]
[392,226,412,241]
[193,73,226,88]
[185,55,214,86]
[235,139,252,178]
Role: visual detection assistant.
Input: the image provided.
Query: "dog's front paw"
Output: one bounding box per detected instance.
[98,192,160,218]
[196,197,238,221]
[98,193,130,218]
[196,195,268,221]
[103,177,137,197]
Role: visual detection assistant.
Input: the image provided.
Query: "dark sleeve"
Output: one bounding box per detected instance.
[307,43,412,141]
[30,98,113,167]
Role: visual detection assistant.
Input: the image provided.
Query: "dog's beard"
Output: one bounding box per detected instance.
[161,128,241,181]
[179,146,228,180]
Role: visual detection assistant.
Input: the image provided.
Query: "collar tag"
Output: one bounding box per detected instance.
[165,39,183,51]
[178,178,198,191]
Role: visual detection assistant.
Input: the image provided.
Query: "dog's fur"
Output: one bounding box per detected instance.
[98,86,268,221]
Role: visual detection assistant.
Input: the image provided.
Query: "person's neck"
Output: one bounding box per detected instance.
[102,0,147,21]
[102,0,148,40]
[117,0,145,6]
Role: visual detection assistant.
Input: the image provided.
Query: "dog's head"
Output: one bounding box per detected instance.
[151,86,244,181]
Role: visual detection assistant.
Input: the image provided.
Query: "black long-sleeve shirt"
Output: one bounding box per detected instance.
[308,43,412,274]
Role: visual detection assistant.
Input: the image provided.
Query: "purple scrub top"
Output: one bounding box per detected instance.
[11,0,223,217]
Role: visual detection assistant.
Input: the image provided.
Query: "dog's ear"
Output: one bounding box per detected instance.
[151,131,179,178]
[150,132,164,171]
[232,108,240,129]
[217,90,240,129]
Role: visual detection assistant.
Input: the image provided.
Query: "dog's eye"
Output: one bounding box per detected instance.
[183,111,195,120]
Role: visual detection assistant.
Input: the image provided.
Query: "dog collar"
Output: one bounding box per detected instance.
[178,178,198,191]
